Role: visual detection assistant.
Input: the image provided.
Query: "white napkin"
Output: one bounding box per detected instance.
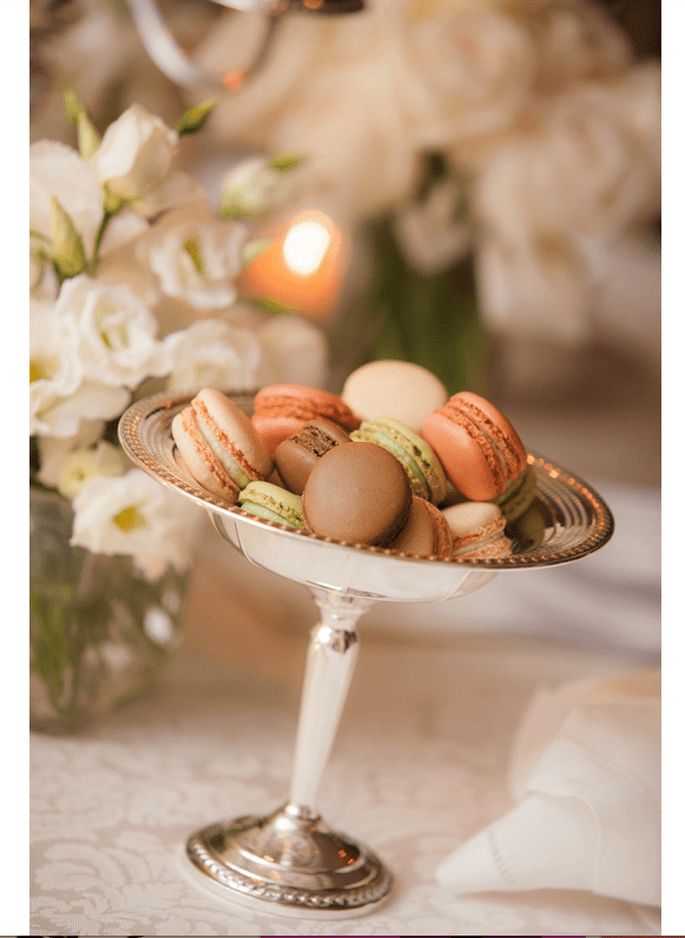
[436,668,660,906]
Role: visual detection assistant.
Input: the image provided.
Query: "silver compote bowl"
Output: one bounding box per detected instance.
[119,389,614,919]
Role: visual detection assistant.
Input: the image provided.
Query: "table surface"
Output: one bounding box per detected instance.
[30,481,662,936]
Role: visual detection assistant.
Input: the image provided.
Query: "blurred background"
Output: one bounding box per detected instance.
[30,0,660,489]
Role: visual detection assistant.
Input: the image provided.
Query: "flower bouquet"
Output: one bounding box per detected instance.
[30,94,327,731]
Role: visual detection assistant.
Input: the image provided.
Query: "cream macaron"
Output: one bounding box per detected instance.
[172,388,273,502]
[442,501,512,560]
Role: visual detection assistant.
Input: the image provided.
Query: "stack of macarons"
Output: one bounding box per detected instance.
[170,360,538,560]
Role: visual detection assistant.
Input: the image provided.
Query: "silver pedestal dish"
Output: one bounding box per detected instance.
[119,390,614,918]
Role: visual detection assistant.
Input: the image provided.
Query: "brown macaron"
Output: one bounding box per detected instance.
[274,419,351,495]
[390,496,453,558]
[301,441,412,546]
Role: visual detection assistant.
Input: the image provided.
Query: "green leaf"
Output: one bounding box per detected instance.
[250,296,297,315]
[63,88,83,126]
[242,237,273,267]
[177,99,217,136]
[268,153,304,173]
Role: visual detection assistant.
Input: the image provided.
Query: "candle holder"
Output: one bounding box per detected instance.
[119,390,614,918]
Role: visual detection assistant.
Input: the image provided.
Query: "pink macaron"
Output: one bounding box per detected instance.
[252,384,362,455]
[422,391,528,501]
[172,388,273,502]
[341,359,449,434]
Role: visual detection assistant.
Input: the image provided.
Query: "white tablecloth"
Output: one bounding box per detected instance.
[29,481,662,936]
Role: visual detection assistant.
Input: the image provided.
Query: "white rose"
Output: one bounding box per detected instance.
[53,274,170,388]
[135,205,249,310]
[91,104,205,217]
[164,318,262,392]
[70,468,201,580]
[393,178,472,275]
[475,233,599,343]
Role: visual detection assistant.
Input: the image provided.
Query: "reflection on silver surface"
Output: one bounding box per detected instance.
[119,389,614,917]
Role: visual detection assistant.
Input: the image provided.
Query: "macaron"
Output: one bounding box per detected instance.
[238,480,303,529]
[350,416,447,505]
[442,501,512,560]
[422,391,528,501]
[390,496,452,558]
[490,463,536,522]
[252,384,362,455]
[341,359,449,434]
[172,388,273,503]
[301,441,412,546]
[274,418,351,495]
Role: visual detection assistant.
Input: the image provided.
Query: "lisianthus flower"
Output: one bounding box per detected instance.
[53,274,171,388]
[70,468,201,580]
[134,204,249,311]
[163,317,262,391]
[91,103,206,217]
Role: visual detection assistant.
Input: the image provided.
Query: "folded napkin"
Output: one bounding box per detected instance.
[436,668,660,906]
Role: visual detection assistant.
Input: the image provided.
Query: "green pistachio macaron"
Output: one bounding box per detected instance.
[350,416,447,505]
[238,481,303,529]
[490,464,536,523]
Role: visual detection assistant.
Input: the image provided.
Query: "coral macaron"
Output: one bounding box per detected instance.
[422,391,528,501]
[252,384,362,455]
[172,388,273,503]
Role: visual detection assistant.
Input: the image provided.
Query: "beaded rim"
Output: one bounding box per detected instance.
[119,390,614,570]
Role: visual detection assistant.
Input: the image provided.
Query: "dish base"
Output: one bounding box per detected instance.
[186,801,392,918]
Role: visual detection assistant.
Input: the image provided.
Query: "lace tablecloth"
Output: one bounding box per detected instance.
[30,482,661,936]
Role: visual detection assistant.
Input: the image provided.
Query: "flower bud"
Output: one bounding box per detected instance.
[177,99,217,136]
[49,196,86,279]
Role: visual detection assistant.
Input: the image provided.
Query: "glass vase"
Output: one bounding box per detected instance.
[30,487,188,734]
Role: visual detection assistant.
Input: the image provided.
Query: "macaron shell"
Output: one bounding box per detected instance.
[253,385,361,441]
[422,409,506,500]
[193,388,273,484]
[390,496,452,558]
[341,360,449,433]
[491,464,536,522]
[301,441,412,546]
[351,416,447,505]
[238,480,303,528]
[443,501,511,559]
[452,391,527,480]
[172,408,241,503]
[275,419,351,495]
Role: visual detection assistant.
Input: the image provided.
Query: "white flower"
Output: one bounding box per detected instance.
[254,313,329,389]
[163,318,262,391]
[30,299,130,438]
[36,422,105,488]
[219,155,301,218]
[31,140,103,257]
[470,63,660,342]
[91,104,205,217]
[70,468,201,581]
[30,140,150,268]
[56,440,128,500]
[134,204,249,310]
[53,274,171,388]
[393,178,472,275]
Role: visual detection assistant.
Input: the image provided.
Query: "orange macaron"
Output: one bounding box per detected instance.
[252,384,362,455]
[422,391,528,501]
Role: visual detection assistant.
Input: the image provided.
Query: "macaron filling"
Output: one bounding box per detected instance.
[351,417,446,504]
[238,482,303,529]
